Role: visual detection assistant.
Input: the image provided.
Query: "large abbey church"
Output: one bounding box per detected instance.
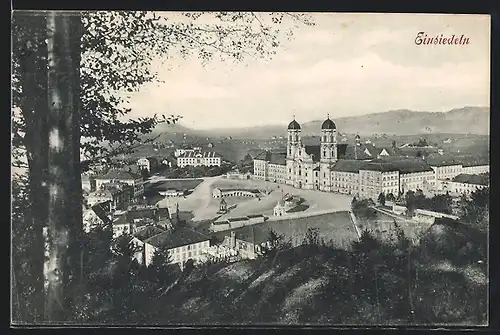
[254,116,352,192]
[253,116,407,193]
[285,116,338,191]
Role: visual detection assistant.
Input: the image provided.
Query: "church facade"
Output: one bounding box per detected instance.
[254,116,340,192]
[285,117,338,191]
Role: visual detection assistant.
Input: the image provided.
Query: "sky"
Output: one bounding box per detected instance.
[124,13,490,130]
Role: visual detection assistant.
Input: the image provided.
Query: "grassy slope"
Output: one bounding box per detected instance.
[140,220,486,326]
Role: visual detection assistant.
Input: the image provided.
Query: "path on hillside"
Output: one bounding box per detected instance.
[349,211,361,241]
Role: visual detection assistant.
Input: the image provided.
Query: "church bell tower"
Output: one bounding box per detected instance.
[319,114,337,192]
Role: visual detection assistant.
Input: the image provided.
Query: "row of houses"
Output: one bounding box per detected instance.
[255,151,489,200]
[83,169,145,198]
[435,174,489,196]
[132,223,271,269]
[83,201,171,237]
[83,198,271,270]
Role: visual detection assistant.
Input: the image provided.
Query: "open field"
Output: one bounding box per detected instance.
[150,179,204,191]
[211,211,358,250]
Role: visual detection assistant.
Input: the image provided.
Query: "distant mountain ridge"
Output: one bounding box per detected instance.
[154,106,489,139]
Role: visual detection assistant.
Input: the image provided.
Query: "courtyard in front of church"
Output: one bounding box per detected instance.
[157,176,353,223]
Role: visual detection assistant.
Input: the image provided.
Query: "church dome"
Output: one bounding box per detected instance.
[288,119,301,130]
[321,118,336,130]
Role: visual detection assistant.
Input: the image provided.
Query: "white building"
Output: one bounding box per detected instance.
[358,162,400,201]
[86,189,115,208]
[133,227,211,270]
[177,150,222,168]
[390,159,435,194]
[273,199,295,216]
[111,213,138,238]
[159,189,185,197]
[137,157,159,172]
[253,151,287,183]
[94,169,144,198]
[330,160,366,196]
[435,175,488,197]
[273,193,295,216]
[461,164,489,175]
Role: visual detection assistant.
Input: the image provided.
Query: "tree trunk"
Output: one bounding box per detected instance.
[14,11,49,323]
[44,11,83,322]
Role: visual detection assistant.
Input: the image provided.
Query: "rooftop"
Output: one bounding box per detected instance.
[134,226,167,240]
[97,169,140,180]
[360,161,398,173]
[304,145,321,162]
[452,173,489,186]
[386,158,434,173]
[254,150,287,165]
[331,160,368,173]
[269,152,287,166]
[144,227,210,249]
[126,208,156,221]
[90,201,112,225]
[454,155,490,167]
[340,145,373,160]
[425,154,463,167]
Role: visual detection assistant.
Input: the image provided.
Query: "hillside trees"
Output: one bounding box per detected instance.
[458,187,489,233]
[352,198,377,221]
[12,10,314,323]
[377,192,386,206]
[149,247,175,285]
[404,190,453,215]
[405,191,417,216]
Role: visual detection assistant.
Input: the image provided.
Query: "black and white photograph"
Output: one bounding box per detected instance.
[11,11,490,326]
